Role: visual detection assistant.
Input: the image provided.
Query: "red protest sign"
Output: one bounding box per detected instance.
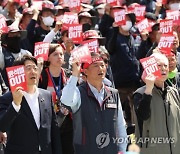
[81,0,91,4]
[156,0,167,5]
[166,10,180,25]
[113,9,126,26]
[31,1,43,10]
[160,19,173,34]
[134,6,146,21]
[69,0,81,12]
[136,18,151,33]
[95,0,106,5]
[68,24,83,44]
[107,0,118,6]
[14,0,27,5]
[62,12,79,24]
[82,39,99,53]
[140,56,161,78]
[6,65,27,92]
[158,34,174,55]
[71,45,92,63]
[34,42,49,61]
[62,12,79,30]
[0,15,8,33]
[56,15,64,22]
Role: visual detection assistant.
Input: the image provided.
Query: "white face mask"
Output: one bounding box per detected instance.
[169,3,180,10]
[97,8,105,15]
[42,16,54,26]
[121,21,132,31]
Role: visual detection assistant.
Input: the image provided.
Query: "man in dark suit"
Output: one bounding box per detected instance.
[0,55,62,154]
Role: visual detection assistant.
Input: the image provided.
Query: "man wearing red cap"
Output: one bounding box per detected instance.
[61,53,127,154]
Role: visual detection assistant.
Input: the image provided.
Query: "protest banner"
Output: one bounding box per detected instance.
[156,0,167,5]
[0,15,8,33]
[160,19,173,34]
[113,9,126,26]
[106,0,118,6]
[14,0,27,5]
[136,18,151,33]
[34,42,49,61]
[31,1,43,10]
[158,34,174,55]
[166,10,180,25]
[134,5,146,21]
[68,24,83,44]
[140,56,161,79]
[71,45,92,63]
[6,65,27,92]
[69,0,81,12]
[82,39,99,53]
[62,12,79,30]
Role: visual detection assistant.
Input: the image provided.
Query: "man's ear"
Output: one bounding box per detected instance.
[83,69,88,76]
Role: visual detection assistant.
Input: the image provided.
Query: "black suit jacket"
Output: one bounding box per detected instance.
[0,88,62,154]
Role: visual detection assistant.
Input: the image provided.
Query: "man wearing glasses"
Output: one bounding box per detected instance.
[0,55,62,154]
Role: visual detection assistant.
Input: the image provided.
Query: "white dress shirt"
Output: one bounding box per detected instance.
[12,88,40,129]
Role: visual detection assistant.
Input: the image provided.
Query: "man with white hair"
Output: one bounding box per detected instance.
[133,52,180,154]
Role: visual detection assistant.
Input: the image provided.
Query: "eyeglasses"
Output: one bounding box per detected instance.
[24,65,38,71]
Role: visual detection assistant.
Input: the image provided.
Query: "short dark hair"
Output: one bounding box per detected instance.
[49,44,63,56]
[13,55,37,66]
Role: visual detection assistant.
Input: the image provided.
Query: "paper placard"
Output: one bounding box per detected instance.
[0,15,8,33]
[68,24,83,44]
[140,56,161,78]
[71,45,92,63]
[160,19,173,34]
[82,39,99,53]
[113,9,126,26]
[158,34,174,55]
[34,42,49,61]
[136,18,151,33]
[69,0,81,12]
[166,10,180,25]
[6,65,27,92]
[134,6,146,21]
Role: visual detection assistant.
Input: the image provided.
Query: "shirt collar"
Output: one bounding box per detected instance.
[23,87,39,98]
[87,81,104,95]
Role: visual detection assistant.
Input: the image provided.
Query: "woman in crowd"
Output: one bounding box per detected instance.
[38,44,74,154]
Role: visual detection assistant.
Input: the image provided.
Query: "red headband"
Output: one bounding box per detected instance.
[82,57,103,69]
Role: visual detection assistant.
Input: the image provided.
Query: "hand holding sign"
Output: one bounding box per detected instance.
[12,87,24,106]
[6,65,27,105]
[144,73,156,95]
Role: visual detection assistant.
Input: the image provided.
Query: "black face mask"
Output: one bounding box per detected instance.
[82,23,92,32]
[6,37,21,53]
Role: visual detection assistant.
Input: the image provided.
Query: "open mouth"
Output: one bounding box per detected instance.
[161,72,167,76]
[98,73,104,76]
[30,77,36,80]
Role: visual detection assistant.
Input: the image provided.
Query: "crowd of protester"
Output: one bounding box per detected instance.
[0,0,180,154]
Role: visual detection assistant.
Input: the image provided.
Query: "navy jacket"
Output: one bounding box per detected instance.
[108,28,140,88]
[0,89,61,154]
